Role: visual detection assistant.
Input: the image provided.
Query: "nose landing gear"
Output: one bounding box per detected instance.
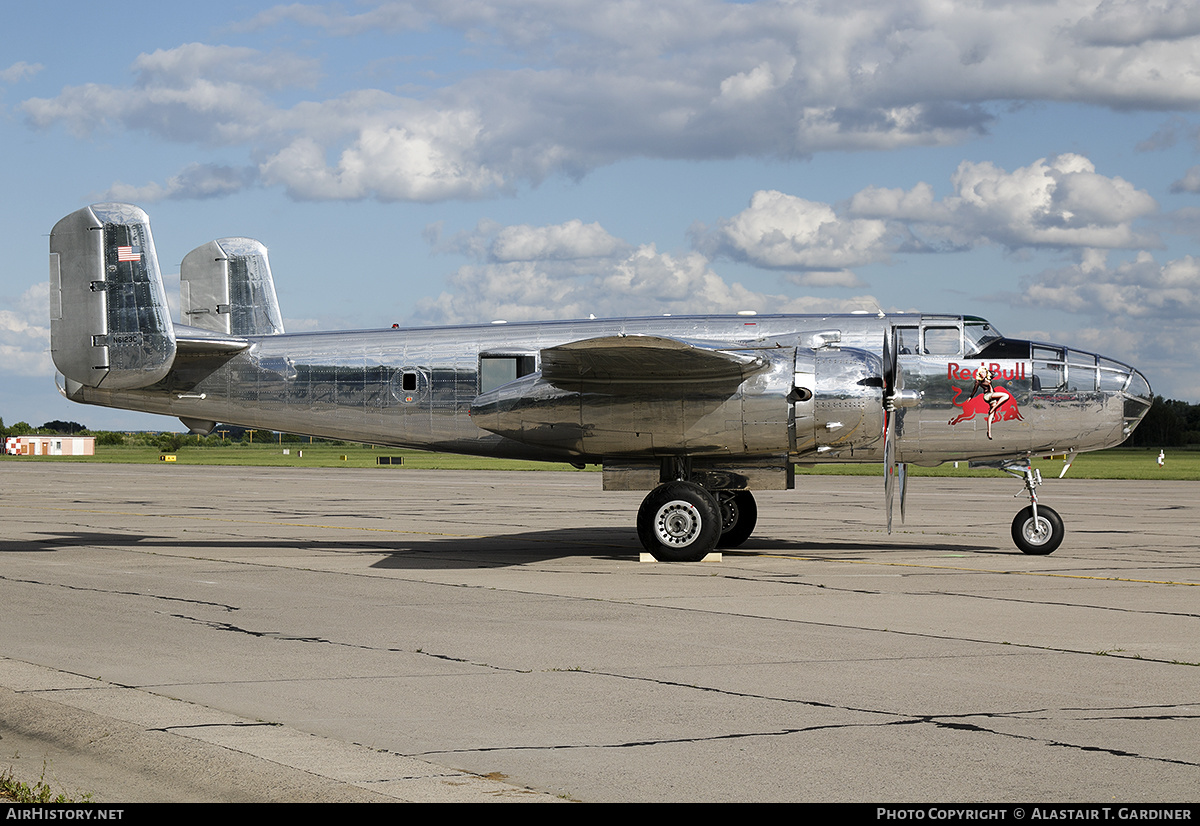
[1004,464,1065,555]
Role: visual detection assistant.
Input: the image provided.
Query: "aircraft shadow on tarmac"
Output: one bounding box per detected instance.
[4,528,999,568]
[365,528,1000,569]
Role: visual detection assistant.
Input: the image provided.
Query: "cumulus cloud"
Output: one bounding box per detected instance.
[21,2,1200,203]
[1007,248,1200,397]
[1072,0,1200,46]
[696,190,890,282]
[1,61,42,85]
[21,44,305,145]
[1170,165,1200,193]
[848,154,1158,250]
[1018,248,1200,320]
[695,155,1157,286]
[412,217,883,325]
[102,163,258,202]
[427,218,628,262]
[260,113,504,201]
[0,283,53,377]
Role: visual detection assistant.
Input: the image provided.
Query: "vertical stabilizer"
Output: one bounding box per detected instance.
[49,203,176,389]
[180,237,284,336]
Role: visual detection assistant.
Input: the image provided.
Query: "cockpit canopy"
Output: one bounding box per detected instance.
[893,315,1151,405]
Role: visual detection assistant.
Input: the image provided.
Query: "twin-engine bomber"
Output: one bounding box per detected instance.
[49,203,1153,560]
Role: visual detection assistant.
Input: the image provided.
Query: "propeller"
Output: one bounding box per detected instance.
[883,328,908,534]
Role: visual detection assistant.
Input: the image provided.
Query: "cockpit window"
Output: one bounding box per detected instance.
[924,326,961,355]
[963,319,1003,357]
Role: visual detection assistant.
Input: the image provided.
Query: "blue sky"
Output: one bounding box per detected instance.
[3,0,1200,430]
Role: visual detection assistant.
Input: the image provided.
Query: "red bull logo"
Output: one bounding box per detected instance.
[947,362,1027,382]
[947,362,1026,438]
[948,385,1024,427]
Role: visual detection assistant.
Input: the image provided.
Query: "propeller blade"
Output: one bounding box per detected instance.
[882,328,900,534]
[883,327,898,398]
[885,431,895,533]
[898,462,908,524]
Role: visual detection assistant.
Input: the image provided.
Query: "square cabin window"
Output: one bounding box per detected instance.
[479,355,536,393]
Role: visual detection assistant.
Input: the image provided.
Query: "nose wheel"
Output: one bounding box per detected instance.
[1011,505,1064,555]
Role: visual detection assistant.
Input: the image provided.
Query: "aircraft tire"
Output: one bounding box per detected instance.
[638,482,721,562]
[1011,505,1064,555]
[715,490,757,548]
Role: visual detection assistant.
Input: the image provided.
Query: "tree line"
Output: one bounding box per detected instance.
[0,418,353,452]
[1125,396,1200,447]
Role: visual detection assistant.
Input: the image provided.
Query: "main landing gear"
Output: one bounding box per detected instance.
[636,482,758,562]
[1004,464,1065,555]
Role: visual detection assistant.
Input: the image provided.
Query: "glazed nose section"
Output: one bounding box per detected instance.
[1124,368,1152,407]
[1117,365,1153,442]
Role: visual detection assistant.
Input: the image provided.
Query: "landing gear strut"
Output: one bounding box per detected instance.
[1004,464,1064,555]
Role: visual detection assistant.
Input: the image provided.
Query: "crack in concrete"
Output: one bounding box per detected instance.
[151,721,282,732]
[938,590,1200,619]
[147,614,1200,773]
[168,614,530,673]
[409,685,1200,770]
[0,575,238,612]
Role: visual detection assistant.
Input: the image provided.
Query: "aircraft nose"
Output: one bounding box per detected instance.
[1125,367,1152,406]
[1119,366,1153,440]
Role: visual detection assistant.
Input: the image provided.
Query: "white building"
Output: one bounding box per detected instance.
[5,435,95,456]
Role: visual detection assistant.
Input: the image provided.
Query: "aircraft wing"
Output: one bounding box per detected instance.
[540,334,768,393]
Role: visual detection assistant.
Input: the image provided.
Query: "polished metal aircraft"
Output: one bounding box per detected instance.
[49,203,1153,560]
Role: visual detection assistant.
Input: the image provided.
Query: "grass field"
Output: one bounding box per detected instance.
[3,443,1196,480]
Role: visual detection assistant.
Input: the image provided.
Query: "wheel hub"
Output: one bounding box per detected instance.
[1021,517,1050,545]
[654,501,702,547]
[717,493,738,533]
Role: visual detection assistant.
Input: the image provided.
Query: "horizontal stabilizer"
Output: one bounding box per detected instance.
[174,325,251,356]
[49,203,175,390]
[540,335,766,393]
[181,238,285,336]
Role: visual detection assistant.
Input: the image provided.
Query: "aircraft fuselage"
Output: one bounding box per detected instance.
[62,312,1149,472]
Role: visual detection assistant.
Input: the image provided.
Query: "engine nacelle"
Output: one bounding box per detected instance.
[470,347,796,459]
[470,344,887,462]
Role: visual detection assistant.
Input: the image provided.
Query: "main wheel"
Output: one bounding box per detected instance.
[1011,505,1064,555]
[716,490,757,548]
[637,482,721,562]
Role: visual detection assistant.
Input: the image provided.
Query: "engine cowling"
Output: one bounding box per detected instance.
[793,347,885,460]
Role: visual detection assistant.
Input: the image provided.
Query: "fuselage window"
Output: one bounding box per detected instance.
[1033,362,1064,393]
[1066,350,1098,392]
[479,355,536,393]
